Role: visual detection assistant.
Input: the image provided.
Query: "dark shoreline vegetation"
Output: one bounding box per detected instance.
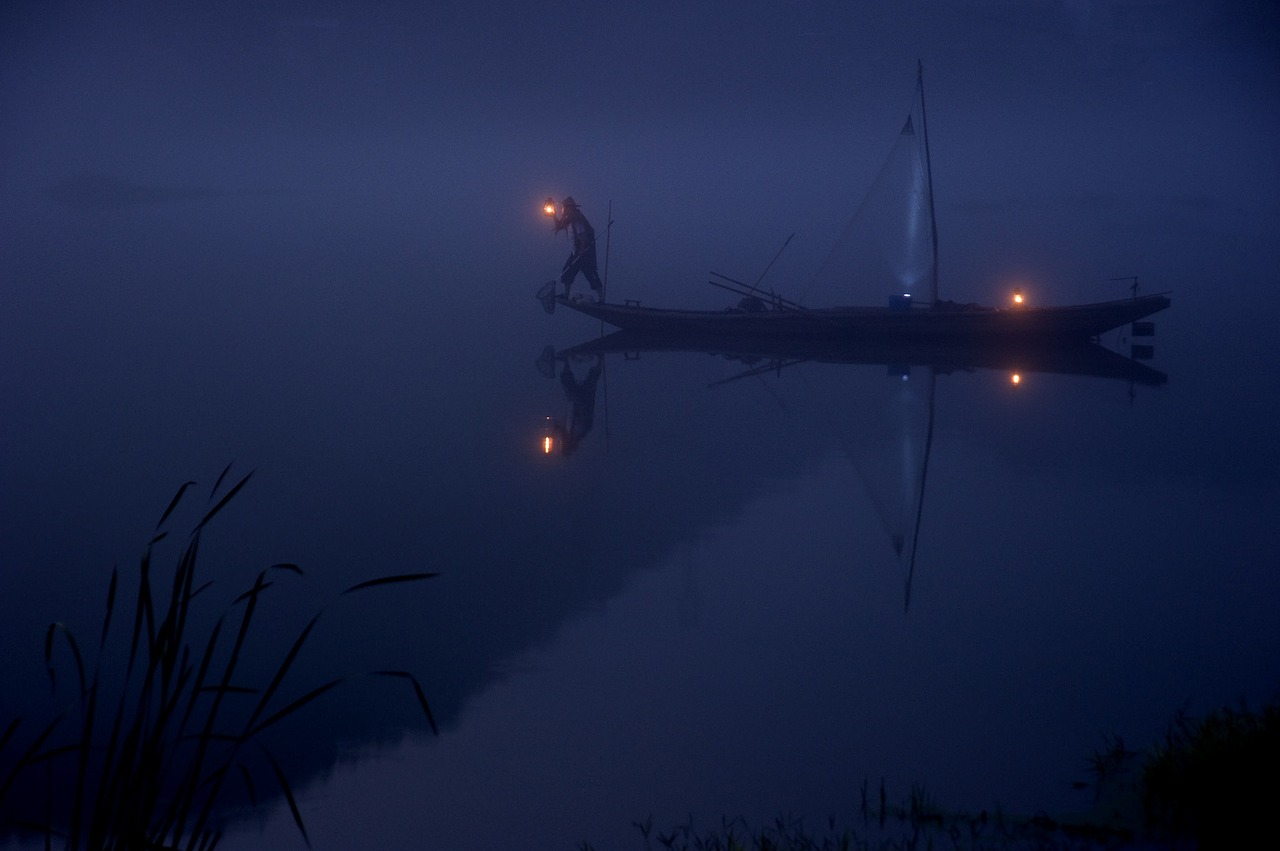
[0,468,437,850]
[1,472,1274,851]
[587,699,1279,851]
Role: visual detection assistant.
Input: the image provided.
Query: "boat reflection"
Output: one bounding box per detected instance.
[551,328,1167,388]
[538,329,1167,609]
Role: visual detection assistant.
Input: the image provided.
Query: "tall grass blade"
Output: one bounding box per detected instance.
[373,671,439,735]
[181,759,231,849]
[192,827,222,851]
[129,546,157,681]
[43,625,57,693]
[238,764,258,808]
[0,717,19,758]
[261,747,310,848]
[141,661,199,844]
[0,717,25,805]
[164,534,202,685]
[243,614,322,736]
[209,463,234,500]
[231,582,274,605]
[343,572,438,594]
[43,623,87,700]
[0,712,65,805]
[192,685,258,698]
[245,680,342,739]
[101,567,119,645]
[164,759,227,851]
[174,571,269,840]
[156,481,198,530]
[198,470,253,530]
[69,680,102,851]
[179,615,226,734]
[89,688,135,849]
[0,820,59,843]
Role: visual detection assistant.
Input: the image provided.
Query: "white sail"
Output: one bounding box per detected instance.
[810,66,938,306]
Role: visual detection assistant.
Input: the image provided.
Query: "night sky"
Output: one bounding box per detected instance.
[3,2,1279,849]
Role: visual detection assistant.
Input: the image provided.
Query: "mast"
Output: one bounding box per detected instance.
[903,62,938,611]
[917,60,940,305]
[902,368,936,612]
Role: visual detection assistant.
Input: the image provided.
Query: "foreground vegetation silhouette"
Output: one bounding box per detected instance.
[0,467,437,850]
[1142,701,1279,849]
[593,781,1136,851]
[591,699,1278,850]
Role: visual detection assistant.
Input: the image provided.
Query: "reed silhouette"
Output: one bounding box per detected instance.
[0,467,437,850]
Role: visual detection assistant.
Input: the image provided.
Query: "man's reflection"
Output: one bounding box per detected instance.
[544,353,603,456]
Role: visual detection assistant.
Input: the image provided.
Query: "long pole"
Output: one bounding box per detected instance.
[601,199,612,442]
[708,272,805,311]
[753,232,795,289]
[917,60,940,306]
[603,199,613,304]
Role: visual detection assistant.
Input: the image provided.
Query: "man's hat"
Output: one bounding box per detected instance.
[562,196,577,208]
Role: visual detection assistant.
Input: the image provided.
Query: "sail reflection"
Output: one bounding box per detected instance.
[539,330,1167,609]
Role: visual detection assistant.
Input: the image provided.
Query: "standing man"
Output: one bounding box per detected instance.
[552,197,604,302]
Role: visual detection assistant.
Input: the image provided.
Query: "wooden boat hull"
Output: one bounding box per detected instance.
[556,293,1171,343]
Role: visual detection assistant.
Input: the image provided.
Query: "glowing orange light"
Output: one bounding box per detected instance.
[543,197,556,216]
[1010,373,1022,385]
[541,416,556,455]
[1012,288,1024,305]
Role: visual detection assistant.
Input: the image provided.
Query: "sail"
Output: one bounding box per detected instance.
[810,66,938,306]
[833,364,934,610]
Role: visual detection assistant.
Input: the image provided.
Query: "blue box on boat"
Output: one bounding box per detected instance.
[889,294,913,311]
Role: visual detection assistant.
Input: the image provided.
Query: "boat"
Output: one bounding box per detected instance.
[550,292,1171,344]
[541,62,1171,344]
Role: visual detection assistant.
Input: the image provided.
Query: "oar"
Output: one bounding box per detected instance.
[753,232,794,289]
[708,271,805,311]
[707,357,809,388]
